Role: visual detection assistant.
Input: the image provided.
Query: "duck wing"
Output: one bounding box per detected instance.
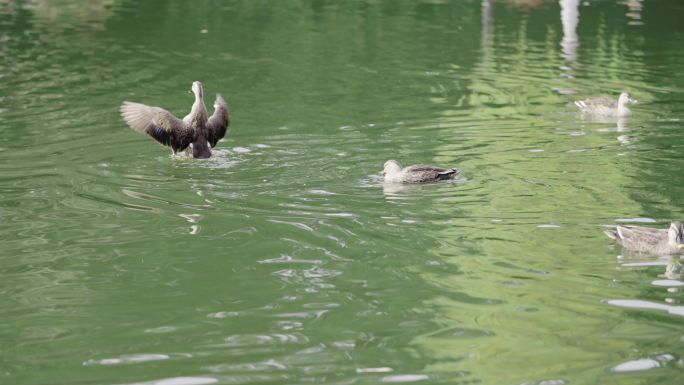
[120,101,195,153]
[206,94,230,148]
[575,97,617,109]
[404,165,459,182]
[615,225,666,249]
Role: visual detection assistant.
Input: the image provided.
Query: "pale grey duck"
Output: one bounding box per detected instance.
[383,160,459,183]
[604,221,684,255]
[120,81,230,158]
[574,92,637,118]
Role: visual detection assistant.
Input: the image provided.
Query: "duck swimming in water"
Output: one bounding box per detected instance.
[574,92,637,118]
[383,160,459,183]
[604,221,684,255]
[120,81,230,158]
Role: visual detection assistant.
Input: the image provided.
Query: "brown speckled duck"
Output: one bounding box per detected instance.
[605,221,684,255]
[120,81,229,158]
[574,92,637,118]
[383,160,459,183]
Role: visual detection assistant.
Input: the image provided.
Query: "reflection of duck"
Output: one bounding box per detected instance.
[605,221,684,255]
[574,92,637,117]
[383,160,459,183]
[662,258,682,279]
[496,0,545,9]
[120,81,230,158]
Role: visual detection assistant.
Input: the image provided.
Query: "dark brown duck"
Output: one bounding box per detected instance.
[120,81,230,158]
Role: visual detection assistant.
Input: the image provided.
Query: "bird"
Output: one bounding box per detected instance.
[120,81,230,158]
[382,160,459,183]
[574,92,637,117]
[604,221,684,255]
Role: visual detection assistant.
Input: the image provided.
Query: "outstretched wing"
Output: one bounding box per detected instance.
[206,94,230,148]
[120,101,195,152]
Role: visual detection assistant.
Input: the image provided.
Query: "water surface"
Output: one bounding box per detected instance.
[2,1,684,384]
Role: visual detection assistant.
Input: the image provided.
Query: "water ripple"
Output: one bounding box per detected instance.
[120,377,217,385]
[4,2,684,385]
[84,353,172,366]
[611,354,675,373]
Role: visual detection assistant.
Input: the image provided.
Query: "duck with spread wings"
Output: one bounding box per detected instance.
[120,81,230,159]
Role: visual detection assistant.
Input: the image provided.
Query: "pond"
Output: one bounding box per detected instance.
[2,0,684,384]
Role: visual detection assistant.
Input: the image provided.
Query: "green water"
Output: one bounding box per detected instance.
[3,0,684,384]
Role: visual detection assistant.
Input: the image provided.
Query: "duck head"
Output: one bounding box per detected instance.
[383,160,402,176]
[190,81,204,99]
[667,221,684,249]
[618,92,637,106]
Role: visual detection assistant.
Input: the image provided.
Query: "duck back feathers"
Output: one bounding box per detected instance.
[383,160,460,183]
[403,165,459,182]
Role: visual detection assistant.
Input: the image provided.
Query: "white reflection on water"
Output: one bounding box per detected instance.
[614,217,657,223]
[381,178,466,200]
[481,0,492,52]
[122,377,217,385]
[617,255,684,305]
[144,326,177,334]
[621,0,644,26]
[519,380,566,385]
[382,182,416,197]
[381,374,429,383]
[606,299,684,317]
[258,254,322,265]
[612,353,674,373]
[84,353,178,366]
[612,358,659,372]
[179,213,202,235]
[652,279,684,287]
[560,0,580,63]
[357,367,393,373]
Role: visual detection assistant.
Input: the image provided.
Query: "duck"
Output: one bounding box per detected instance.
[604,221,684,255]
[383,160,459,183]
[120,81,230,158]
[574,92,637,117]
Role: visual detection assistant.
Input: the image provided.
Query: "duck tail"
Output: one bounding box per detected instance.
[604,229,618,240]
[437,168,459,180]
